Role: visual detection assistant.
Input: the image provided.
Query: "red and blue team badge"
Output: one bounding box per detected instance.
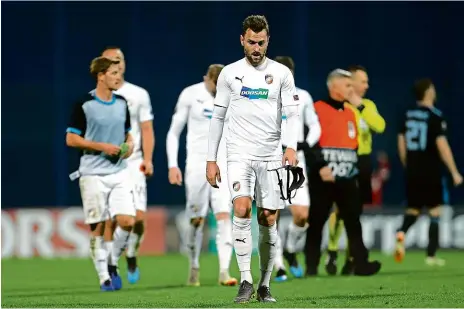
[265,74,273,84]
[233,181,241,192]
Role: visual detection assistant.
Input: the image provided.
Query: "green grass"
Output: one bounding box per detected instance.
[2,251,464,308]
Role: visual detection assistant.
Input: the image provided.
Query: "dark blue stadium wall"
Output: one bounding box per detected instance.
[2,1,463,207]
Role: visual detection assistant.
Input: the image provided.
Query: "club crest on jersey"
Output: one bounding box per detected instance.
[348,121,356,139]
[265,74,273,84]
[203,108,213,119]
[233,181,241,192]
[240,86,269,100]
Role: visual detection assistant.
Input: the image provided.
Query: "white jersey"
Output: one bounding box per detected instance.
[214,58,298,161]
[281,87,318,146]
[114,81,153,162]
[166,82,228,167]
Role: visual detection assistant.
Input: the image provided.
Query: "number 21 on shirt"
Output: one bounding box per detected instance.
[405,119,428,151]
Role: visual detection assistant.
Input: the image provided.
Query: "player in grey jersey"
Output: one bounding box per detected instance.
[66,57,135,291]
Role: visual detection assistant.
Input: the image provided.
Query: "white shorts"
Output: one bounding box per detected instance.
[285,151,310,207]
[184,159,231,219]
[79,168,136,225]
[127,159,147,212]
[228,159,284,210]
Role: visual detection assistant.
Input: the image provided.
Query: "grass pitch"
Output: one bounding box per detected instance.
[2,251,464,308]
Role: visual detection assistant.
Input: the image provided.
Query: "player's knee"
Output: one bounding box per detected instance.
[233,197,252,218]
[257,208,278,226]
[103,220,116,241]
[89,222,105,235]
[429,206,441,218]
[291,206,308,226]
[190,217,204,227]
[116,215,135,231]
[406,208,421,216]
[135,210,145,223]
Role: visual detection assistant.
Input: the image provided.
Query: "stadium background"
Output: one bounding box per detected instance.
[2,1,464,258]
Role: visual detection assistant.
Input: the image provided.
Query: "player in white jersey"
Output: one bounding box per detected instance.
[166,65,237,287]
[101,47,155,285]
[206,15,300,304]
[272,56,321,283]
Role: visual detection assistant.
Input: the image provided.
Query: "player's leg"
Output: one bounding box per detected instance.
[184,163,210,286]
[210,161,237,286]
[253,160,286,303]
[107,169,136,290]
[285,204,308,278]
[79,175,113,291]
[228,159,255,303]
[335,179,380,276]
[126,163,148,284]
[424,181,445,266]
[273,206,289,282]
[394,178,421,263]
[326,205,344,275]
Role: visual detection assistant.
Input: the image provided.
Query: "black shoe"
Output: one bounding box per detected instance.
[234,281,255,303]
[256,285,276,303]
[353,260,382,276]
[341,259,354,275]
[305,267,318,277]
[325,250,338,276]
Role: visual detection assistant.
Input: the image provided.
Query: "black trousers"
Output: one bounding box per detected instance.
[357,154,373,205]
[305,169,368,271]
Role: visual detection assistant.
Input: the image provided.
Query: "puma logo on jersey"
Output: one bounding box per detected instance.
[196,99,205,104]
[235,76,244,83]
[240,86,269,100]
[235,238,246,243]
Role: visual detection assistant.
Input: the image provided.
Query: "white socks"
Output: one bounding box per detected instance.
[286,221,308,253]
[110,226,130,266]
[126,231,144,258]
[216,219,233,274]
[90,236,110,284]
[258,223,278,288]
[187,222,204,269]
[274,228,286,271]
[232,216,253,283]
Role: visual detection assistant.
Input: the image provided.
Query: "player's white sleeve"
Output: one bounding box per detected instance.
[281,69,299,150]
[139,90,154,122]
[283,105,299,151]
[304,94,321,147]
[207,70,230,161]
[166,90,190,168]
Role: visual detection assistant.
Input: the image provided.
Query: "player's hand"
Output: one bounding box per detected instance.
[168,167,183,186]
[347,92,362,107]
[140,160,154,177]
[452,172,463,187]
[121,141,134,159]
[206,161,221,188]
[320,166,335,182]
[100,143,121,156]
[283,148,298,166]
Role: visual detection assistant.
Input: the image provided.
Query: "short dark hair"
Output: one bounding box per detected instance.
[90,57,120,79]
[347,65,367,73]
[413,78,434,101]
[242,15,269,36]
[274,56,295,72]
[101,46,121,55]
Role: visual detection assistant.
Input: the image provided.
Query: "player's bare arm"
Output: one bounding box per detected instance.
[436,136,462,186]
[141,120,154,176]
[66,133,120,156]
[397,134,407,167]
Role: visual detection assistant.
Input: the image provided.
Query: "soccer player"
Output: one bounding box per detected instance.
[325,65,386,275]
[206,15,300,303]
[100,47,155,284]
[66,57,135,291]
[166,64,237,287]
[272,56,321,282]
[304,69,381,277]
[395,78,462,266]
